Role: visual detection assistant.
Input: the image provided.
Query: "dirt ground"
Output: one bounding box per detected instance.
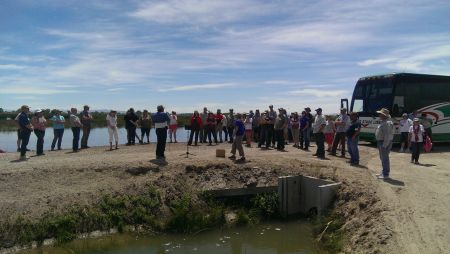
[0,141,449,253]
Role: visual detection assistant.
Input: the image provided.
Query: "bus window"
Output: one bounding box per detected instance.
[364,80,394,115]
[353,99,364,113]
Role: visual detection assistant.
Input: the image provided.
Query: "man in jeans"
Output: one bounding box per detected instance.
[18,105,33,160]
[200,107,208,143]
[69,108,83,152]
[50,110,65,151]
[229,113,245,162]
[312,108,326,159]
[330,108,349,157]
[375,108,394,179]
[80,105,93,149]
[274,108,287,151]
[346,112,361,166]
[152,105,170,160]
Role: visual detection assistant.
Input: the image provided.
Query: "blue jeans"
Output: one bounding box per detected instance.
[34,129,45,155]
[347,137,359,164]
[19,129,31,156]
[156,127,167,157]
[51,128,64,150]
[377,141,392,177]
[72,127,80,151]
[300,128,310,149]
[314,133,325,157]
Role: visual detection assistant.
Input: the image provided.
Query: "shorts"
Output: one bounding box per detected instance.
[325,133,334,145]
[169,125,177,131]
[400,132,409,143]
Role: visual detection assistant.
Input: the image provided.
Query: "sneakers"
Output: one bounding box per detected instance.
[228,155,236,160]
[399,148,404,153]
[236,157,246,162]
[19,156,28,161]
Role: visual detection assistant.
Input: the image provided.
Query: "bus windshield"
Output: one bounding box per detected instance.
[351,78,394,116]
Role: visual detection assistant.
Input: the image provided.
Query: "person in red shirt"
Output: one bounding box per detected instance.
[206,112,218,145]
[188,111,203,146]
[215,109,225,143]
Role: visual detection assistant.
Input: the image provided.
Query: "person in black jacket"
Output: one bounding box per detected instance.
[124,108,139,145]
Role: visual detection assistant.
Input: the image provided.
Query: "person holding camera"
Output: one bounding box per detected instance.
[188,111,202,146]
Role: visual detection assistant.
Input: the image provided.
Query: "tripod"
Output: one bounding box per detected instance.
[180,126,196,158]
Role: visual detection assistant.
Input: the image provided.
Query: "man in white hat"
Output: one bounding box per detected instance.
[375,108,394,179]
[398,113,412,152]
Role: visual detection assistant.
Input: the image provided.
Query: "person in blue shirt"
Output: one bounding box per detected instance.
[346,112,361,166]
[50,110,65,151]
[152,105,170,159]
[229,113,246,162]
[299,111,310,150]
[18,105,33,160]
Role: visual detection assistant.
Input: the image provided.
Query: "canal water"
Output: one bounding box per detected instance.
[18,221,323,254]
[0,128,191,153]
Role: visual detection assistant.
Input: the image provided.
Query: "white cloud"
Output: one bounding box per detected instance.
[157,83,236,92]
[0,64,26,70]
[107,87,126,92]
[1,86,79,95]
[129,0,273,25]
[288,88,349,98]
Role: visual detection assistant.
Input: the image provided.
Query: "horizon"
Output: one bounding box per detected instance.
[1,1,450,113]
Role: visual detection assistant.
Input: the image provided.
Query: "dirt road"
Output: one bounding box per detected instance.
[0,142,449,253]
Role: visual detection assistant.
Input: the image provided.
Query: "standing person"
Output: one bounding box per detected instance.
[330,108,349,157]
[50,110,65,151]
[252,110,261,143]
[274,108,288,151]
[206,112,218,145]
[324,115,336,152]
[399,113,413,152]
[152,105,170,159]
[222,113,229,142]
[312,108,326,159]
[346,112,361,166]
[291,112,300,148]
[106,110,119,150]
[18,105,33,160]
[80,105,93,149]
[69,108,82,152]
[300,111,310,150]
[375,108,394,179]
[124,108,139,145]
[200,107,208,143]
[409,118,425,164]
[268,105,277,148]
[244,114,253,147]
[140,110,152,144]
[31,109,47,156]
[305,107,314,146]
[229,113,245,162]
[258,111,269,148]
[169,111,178,143]
[420,113,433,143]
[227,109,235,143]
[14,112,23,152]
[188,111,202,146]
[215,109,225,143]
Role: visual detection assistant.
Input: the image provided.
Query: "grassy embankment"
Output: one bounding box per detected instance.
[0,185,343,252]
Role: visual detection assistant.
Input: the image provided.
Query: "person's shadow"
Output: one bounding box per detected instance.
[150,158,168,167]
[383,178,405,186]
[417,163,436,167]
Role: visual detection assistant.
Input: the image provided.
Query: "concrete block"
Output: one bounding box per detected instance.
[278,176,302,217]
[318,183,341,215]
[216,149,226,158]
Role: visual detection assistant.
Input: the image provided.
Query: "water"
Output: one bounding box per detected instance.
[0,128,190,153]
[18,221,322,254]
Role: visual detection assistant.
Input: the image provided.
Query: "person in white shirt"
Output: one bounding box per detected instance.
[399,113,413,152]
[375,108,394,179]
[313,108,326,159]
[408,118,425,164]
[169,111,178,143]
[106,110,119,150]
[244,114,253,147]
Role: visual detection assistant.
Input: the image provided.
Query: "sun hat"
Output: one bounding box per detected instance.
[376,108,391,117]
[315,108,322,112]
[413,118,420,122]
[35,109,42,113]
[21,105,30,110]
[402,113,408,117]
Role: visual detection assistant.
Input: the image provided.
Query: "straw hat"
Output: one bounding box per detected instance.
[413,118,420,122]
[376,108,391,117]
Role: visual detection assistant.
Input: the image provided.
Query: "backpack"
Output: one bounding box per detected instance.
[423,136,432,153]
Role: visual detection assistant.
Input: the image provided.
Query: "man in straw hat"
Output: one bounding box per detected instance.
[375,108,394,179]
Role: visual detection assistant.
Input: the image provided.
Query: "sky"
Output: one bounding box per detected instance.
[1,0,450,113]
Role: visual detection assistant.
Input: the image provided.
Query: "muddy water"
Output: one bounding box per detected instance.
[19,221,323,254]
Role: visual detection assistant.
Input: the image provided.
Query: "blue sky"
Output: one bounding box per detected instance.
[1,0,450,113]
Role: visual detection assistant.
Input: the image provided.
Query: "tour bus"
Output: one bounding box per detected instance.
[341,73,450,143]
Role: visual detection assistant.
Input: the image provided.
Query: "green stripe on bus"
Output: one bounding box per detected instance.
[436,104,450,118]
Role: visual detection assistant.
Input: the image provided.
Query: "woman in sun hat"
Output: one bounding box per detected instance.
[375,108,394,179]
[408,118,425,164]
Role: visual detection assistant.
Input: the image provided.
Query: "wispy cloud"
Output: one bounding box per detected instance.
[129,0,274,25]
[157,83,236,92]
[288,89,349,98]
[2,87,79,95]
[0,64,27,70]
[107,87,126,92]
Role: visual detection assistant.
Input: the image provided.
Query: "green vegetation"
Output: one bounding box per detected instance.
[311,211,344,253]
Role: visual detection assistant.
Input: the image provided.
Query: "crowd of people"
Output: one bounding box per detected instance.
[13,104,433,179]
